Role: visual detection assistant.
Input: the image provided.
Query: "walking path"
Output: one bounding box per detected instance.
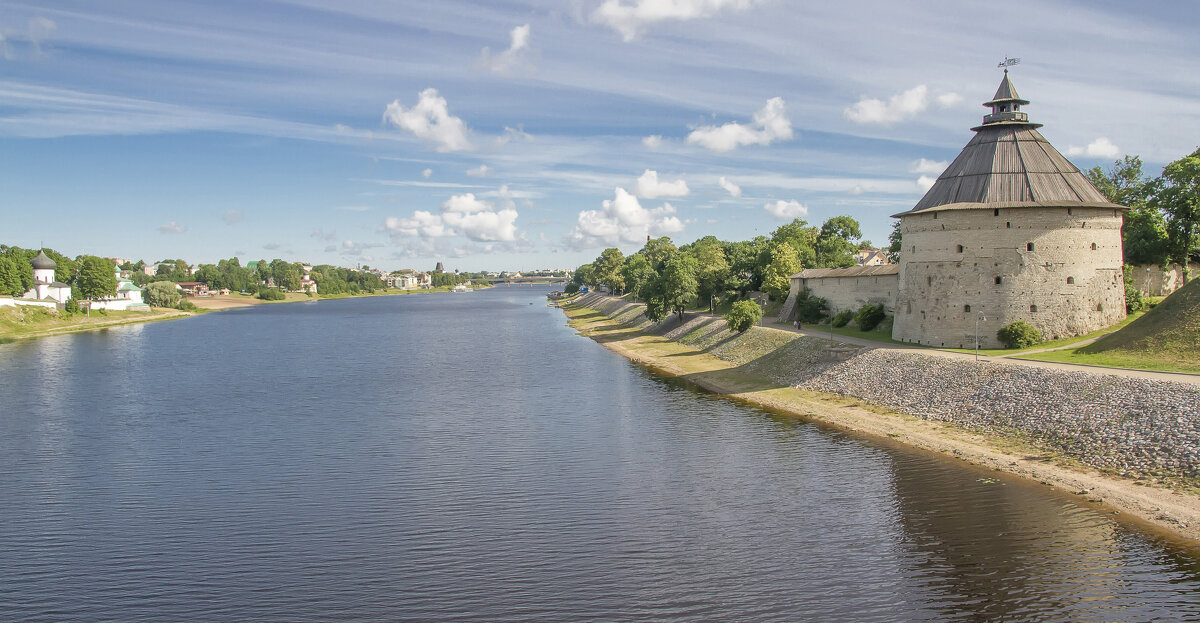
[772,321,1200,386]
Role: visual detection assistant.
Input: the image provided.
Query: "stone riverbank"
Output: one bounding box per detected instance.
[566,292,1200,540]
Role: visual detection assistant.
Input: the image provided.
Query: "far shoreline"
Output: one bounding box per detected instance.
[0,284,497,342]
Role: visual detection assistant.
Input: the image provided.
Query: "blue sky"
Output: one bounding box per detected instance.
[2,0,1197,272]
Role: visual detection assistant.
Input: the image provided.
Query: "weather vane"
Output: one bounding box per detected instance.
[998,56,1020,72]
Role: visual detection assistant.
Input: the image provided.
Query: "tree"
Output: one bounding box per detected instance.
[762,242,800,301]
[573,263,596,288]
[0,256,26,297]
[621,253,656,301]
[724,300,761,332]
[0,247,35,294]
[77,256,117,301]
[886,220,903,263]
[814,216,861,268]
[656,252,699,321]
[641,237,677,270]
[1154,148,1200,282]
[1085,155,1168,266]
[593,247,626,293]
[144,281,182,308]
[1084,155,1151,207]
[723,236,767,294]
[687,236,730,312]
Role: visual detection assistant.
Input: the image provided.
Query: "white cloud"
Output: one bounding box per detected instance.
[909,158,948,175]
[495,125,533,147]
[1067,137,1120,158]
[385,190,521,243]
[466,164,490,177]
[385,210,450,238]
[591,0,759,41]
[634,169,689,198]
[917,175,938,192]
[845,85,930,125]
[422,168,433,179]
[718,176,742,197]
[383,88,472,152]
[936,92,963,108]
[222,209,244,224]
[763,199,807,220]
[479,24,532,74]
[569,187,685,247]
[642,134,663,149]
[848,185,865,196]
[686,97,792,152]
[158,221,185,234]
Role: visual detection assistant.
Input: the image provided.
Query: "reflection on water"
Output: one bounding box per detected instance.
[0,286,1197,622]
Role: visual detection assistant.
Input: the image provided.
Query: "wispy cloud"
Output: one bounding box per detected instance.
[222,209,244,224]
[718,176,742,197]
[158,221,185,234]
[479,24,532,75]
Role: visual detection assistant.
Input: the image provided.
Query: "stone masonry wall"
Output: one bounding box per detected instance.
[894,206,1126,348]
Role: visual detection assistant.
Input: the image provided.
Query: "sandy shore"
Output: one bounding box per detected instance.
[563,303,1200,546]
[187,294,271,310]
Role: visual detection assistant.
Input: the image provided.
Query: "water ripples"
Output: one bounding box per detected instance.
[1,288,1198,621]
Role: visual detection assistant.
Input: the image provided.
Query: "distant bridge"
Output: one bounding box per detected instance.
[486,277,569,285]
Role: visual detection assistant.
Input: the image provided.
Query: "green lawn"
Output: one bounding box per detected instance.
[937,307,1151,356]
[1013,348,1200,374]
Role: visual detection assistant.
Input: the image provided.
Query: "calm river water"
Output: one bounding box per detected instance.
[1,285,1198,622]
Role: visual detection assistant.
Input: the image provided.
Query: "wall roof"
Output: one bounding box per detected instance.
[789,264,899,280]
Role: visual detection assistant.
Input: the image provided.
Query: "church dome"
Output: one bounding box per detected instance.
[31,251,57,270]
[896,72,1123,215]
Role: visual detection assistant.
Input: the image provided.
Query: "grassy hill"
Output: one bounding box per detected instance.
[1081,277,1200,359]
[1017,278,1200,373]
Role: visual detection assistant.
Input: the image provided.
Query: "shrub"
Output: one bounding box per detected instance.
[831,309,853,328]
[997,320,1042,349]
[795,288,829,323]
[564,283,580,295]
[174,300,198,312]
[64,298,80,315]
[1122,266,1144,313]
[257,287,286,301]
[854,304,887,332]
[725,299,762,332]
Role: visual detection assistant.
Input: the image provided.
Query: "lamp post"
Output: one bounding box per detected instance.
[975,315,986,361]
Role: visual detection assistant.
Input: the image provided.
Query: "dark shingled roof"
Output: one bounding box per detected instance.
[894,74,1123,217]
[789,264,899,280]
[31,251,56,270]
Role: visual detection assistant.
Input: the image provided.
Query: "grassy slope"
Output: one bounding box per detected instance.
[1018,280,1200,373]
[0,305,187,341]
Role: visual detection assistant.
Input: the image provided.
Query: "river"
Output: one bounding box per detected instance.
[1,285,1198,621]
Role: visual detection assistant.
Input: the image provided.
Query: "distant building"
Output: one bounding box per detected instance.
[854,250,890,266]
[90,264,150,312]
[300,264,318,294]
[22,251,72,305]
[435,261,444,272]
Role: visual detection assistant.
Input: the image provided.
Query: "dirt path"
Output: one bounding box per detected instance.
[566,304,1200,547]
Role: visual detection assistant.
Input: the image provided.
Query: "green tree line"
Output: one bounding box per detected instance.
[569,215,870,321]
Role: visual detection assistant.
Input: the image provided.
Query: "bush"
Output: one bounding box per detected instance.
[854,304,887,332]
[831,309,853,328]
[1122,266,1144,312]
[997,320,1042,349]
[564,282,580,295]
[795,289,829,323]
[174,300,198,312]
[725,299,762,332]
[64,298,80,315]
[257,287,286,301]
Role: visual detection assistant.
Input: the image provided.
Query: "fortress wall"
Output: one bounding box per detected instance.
[796,274,898,315]
[893,206,1126,348]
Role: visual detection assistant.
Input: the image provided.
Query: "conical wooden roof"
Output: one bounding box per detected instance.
[896,74,1123,216]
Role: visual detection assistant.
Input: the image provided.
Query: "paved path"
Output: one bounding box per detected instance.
[768,321,1200,386]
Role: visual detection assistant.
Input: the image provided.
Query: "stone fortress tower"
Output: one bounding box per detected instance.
[891,71,1127,348]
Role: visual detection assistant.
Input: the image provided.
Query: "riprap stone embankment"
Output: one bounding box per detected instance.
[570,293,1200,481]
